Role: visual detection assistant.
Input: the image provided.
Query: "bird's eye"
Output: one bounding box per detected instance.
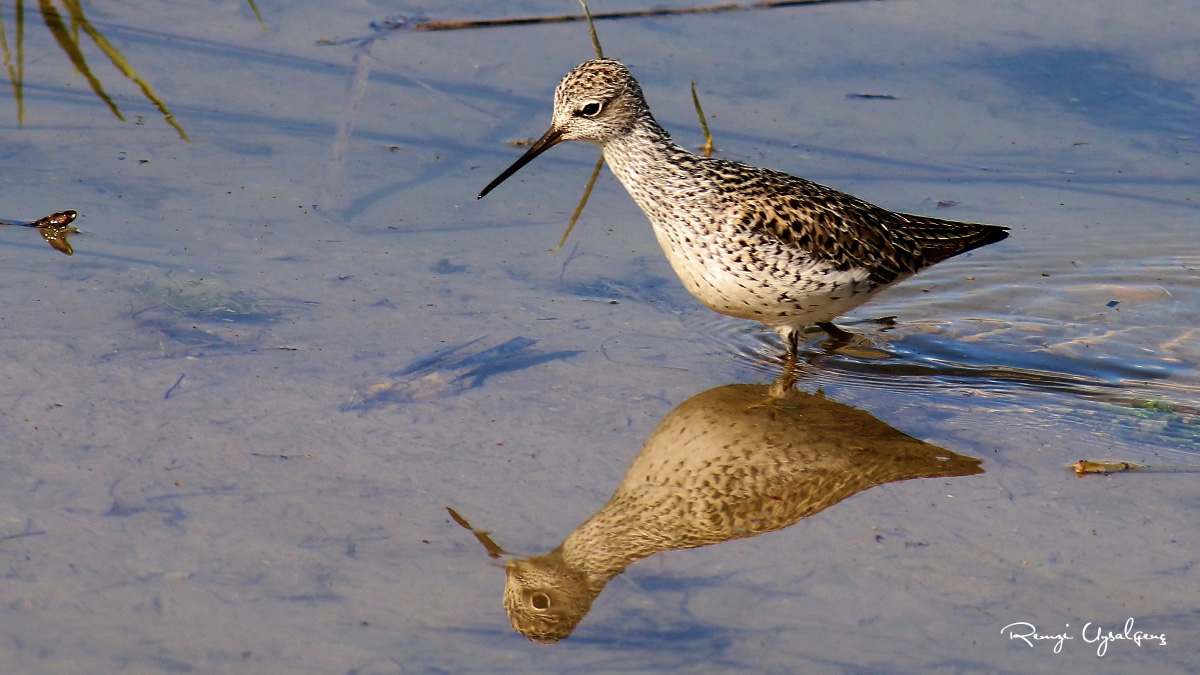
[530,592,551,610]
[579,102,602,117]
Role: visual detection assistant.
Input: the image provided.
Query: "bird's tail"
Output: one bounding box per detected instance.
[899,214,1010,266]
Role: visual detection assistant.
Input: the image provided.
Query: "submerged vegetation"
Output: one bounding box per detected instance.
[133,279,280,324]
[129,278,293,358]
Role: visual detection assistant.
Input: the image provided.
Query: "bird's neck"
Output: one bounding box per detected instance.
[558,493,676,586]
[599,114,703,213]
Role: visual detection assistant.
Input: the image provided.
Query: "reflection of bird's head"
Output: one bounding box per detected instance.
[503,551,601,644]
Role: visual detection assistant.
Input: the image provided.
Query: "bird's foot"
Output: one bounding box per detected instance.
[815,321,857,351]
[869,315,898,330]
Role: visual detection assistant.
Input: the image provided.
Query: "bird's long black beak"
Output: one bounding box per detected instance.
[477,127,564,199]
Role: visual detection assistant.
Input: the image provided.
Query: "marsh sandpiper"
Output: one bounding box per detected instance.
[479,59,1008,389]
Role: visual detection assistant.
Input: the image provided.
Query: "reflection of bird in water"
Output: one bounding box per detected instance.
[503,383,982,643]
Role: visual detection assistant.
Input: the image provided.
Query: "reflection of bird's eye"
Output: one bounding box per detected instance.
[530,592,551,610]
[580,102,602,117]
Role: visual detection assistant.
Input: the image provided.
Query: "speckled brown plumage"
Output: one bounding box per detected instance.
[502,383,982,643]
[480,59,1009,358]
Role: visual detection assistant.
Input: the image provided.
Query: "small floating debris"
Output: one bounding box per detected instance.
[1072,459,1200,476]
[0,209,82,255]
[847,93,898,100]
[1072,459,1142,475]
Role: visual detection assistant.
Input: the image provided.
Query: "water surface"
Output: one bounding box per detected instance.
[0,1,1197,673]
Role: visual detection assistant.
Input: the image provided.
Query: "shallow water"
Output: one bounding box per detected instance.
[1,1,1197,673]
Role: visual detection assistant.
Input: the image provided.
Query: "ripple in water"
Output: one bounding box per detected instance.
[684,245,1200,452]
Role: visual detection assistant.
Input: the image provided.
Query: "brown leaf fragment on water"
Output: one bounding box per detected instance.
[447,506,509,559]
[1073,459,1200,476]
[1072,459,1142,476]
[35,210,81,255]
[1,209,81,255]
[40,225,75,255]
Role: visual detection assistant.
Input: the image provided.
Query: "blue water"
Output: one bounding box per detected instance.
[0,1,1196,673]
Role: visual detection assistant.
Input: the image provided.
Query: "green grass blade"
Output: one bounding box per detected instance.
[37,0,123,120]
[60,0,189,141]
[578,0,603,58]
[551,155,605,254]
[0,0,27,124]
[691,80,714,157]
[246,0,267,31]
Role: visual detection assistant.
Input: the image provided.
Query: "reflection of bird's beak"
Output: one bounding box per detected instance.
[477,126,564,199]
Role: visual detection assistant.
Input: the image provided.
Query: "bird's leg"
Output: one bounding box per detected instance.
[768,329,802,397]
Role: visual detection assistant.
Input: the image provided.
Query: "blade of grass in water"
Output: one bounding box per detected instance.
[550,0,605,254]
[37,0,123,121]
[551,156,604,254]
[246,0,267,31]
[0,0,26,124]
[412,1,872,32]
[691,80,714,157]
[579,0,603,58]
[59,0,189,141]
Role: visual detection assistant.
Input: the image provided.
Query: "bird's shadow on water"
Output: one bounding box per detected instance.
[511,260,696,314]
[342,336,582,410]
